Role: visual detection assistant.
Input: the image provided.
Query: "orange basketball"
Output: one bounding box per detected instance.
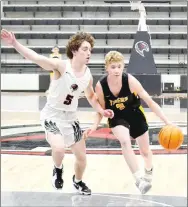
[158,125,184,150]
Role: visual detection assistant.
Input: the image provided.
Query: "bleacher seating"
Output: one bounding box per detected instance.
[1,0,187,75]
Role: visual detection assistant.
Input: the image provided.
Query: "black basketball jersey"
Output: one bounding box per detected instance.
[100,73,141,114]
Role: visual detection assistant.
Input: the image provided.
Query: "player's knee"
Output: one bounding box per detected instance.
[75,152,86,164]
[120,138,131,148]
[52,146,65,154]
[140,149,150,158]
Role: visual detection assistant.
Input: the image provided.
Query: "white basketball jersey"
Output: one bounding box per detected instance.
[46,60,91,111]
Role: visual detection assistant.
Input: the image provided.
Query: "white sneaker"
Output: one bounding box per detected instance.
[136,178,152,194]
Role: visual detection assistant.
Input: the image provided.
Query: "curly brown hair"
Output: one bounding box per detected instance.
[66,32,95,59]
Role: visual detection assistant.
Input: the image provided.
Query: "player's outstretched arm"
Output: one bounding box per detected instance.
[1,29,64,73]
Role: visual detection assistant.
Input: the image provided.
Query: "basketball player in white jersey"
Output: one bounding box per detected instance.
[1,29,114,195]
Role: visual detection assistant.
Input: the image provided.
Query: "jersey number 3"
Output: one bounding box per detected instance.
[64,94,74,105]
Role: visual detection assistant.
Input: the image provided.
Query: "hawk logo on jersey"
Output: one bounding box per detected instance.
[71,84,78,92]
[135,41,149,57]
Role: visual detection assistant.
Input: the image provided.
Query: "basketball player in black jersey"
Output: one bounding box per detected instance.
[83,51,172,194]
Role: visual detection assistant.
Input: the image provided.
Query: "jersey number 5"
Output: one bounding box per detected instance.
[64,94,74,105]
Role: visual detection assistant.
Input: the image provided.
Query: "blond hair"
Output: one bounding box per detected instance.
[105,51,124,68]
[66,32,95,59]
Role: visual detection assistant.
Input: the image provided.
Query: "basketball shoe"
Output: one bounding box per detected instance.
[72,175,91,195]
[144,167,153,183]
[136,178,152,194]
[52,165,64,190]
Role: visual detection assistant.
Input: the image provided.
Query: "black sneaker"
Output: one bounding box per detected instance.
[52,166,64,190]
[72,175,91,195]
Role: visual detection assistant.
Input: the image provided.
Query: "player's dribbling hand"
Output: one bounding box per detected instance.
[103,109,114,119]
[1,29,16,45]
[165,121,180,131]
[165,121,174,126]
[83,127,96,140]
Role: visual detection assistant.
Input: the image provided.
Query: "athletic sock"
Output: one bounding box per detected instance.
[74,177,81,183]
[133,170,143,182]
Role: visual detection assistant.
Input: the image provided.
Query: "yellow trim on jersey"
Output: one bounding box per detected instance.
[139,105,148,123]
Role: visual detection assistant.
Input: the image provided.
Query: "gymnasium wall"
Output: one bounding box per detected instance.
[2,93,186,113]
[1,74,39,91]
[1,74,187,93]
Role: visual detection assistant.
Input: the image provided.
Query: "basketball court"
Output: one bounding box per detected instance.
[1,92,187,207]
[1,0,187,206]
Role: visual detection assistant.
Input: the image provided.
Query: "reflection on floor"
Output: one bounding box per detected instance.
[2,191,187,207]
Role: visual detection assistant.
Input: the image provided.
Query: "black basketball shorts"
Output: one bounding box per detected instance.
[108,106,149,139]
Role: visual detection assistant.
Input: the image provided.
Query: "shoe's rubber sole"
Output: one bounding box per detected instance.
[140,183,152,194]
[51,177,63,190]
[73,184,91,195]
[143,177,152,183]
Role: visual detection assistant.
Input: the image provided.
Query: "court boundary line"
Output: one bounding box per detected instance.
[89,193,174,207]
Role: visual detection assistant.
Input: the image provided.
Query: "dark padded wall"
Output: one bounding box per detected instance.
[180,75,187,92]
[78,98,90,108]
[93,75,103,88]
[131,74,161,96]
[39,74,50,92]
[180,98,187,109]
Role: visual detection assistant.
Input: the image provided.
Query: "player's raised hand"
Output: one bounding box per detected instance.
[1,29,16,46]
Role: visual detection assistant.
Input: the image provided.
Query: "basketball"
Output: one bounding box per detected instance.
[158,125,184,150]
